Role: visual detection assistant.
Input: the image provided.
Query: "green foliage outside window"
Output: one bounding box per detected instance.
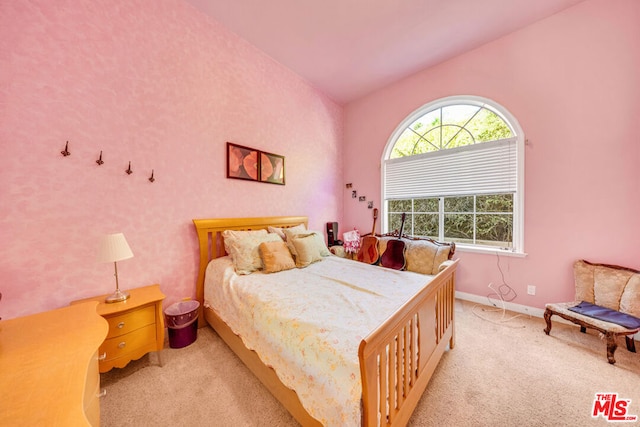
[390,105,512,158]
[387,103,516,249]
[388,194,513,247]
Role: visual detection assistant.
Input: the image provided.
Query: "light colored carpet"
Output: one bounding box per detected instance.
[101,300,640,426]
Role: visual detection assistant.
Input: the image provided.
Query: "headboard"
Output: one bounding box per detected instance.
[192,216,308,324]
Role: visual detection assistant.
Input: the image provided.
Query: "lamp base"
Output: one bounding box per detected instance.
[105,289,130,304]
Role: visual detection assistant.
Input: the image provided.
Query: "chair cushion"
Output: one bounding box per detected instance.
[546,301,639,334]
[568,301,640,330]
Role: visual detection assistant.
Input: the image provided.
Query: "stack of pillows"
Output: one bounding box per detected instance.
[222,224,331,275]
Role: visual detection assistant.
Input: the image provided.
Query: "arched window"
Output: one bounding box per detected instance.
[382,95,525,253]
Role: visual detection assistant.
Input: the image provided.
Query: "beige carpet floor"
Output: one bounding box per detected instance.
[101,300,640,426]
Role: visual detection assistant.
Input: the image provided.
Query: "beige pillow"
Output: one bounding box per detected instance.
[310,232,331,257]
[222,229,282,275]
[283,228,303,256]
[284,230,330,258]
[259,241,296,273]
[291,234,324,268]
[268,223,307,240]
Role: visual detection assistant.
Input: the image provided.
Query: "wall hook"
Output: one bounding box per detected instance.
[61,141,70,157]
[96,151,104,165]
[149,169,155,183]
[125,161,133,175]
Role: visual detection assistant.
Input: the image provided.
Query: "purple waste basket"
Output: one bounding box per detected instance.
[164,300,200,348]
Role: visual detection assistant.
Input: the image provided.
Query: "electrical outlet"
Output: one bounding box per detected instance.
[527,285,536,295]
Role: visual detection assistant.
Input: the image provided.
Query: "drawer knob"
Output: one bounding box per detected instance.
[98,389,107,398]
[118,341,126,349]
[98,352,107,361]
[117,322,125,329]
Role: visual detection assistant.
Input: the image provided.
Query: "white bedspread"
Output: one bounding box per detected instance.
[204,255,435,426]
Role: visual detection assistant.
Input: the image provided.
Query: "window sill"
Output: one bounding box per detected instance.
[454,244,527,258]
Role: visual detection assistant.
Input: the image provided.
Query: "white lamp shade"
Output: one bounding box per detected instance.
[97,233,134,263]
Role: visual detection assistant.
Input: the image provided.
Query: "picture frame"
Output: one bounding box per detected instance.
[227,143,259,182]
[226,142,285,185]
[259,151,285,185]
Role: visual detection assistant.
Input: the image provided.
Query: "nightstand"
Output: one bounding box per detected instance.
[72,284,165,373]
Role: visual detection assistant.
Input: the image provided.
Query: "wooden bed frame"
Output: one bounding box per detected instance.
[193,216,458,427]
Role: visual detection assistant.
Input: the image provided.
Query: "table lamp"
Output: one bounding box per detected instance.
[97,233,134,303]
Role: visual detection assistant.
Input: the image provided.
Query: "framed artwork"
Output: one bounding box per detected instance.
[227,143,259,182]
[227,142,285,185]
[259,151,285,185]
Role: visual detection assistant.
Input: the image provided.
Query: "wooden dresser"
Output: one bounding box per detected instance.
[72,284,165,373]
[0,302,108,426]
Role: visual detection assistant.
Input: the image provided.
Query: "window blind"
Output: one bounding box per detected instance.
[384,138,517,199]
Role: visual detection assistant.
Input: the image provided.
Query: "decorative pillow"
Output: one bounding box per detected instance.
[284,229,330,258]
[310,232,331,257]
[291,234,324,268]
[268,223,307,240]
[259,241,296,273]
[283,228,304,256]
[222,229,282,275]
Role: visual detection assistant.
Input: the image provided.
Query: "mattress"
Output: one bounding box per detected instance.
[204,255,436,426]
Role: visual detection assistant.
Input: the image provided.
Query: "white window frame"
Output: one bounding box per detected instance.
[381,95,526,255]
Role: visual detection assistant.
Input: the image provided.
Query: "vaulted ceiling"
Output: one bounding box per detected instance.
[185,0,586,104]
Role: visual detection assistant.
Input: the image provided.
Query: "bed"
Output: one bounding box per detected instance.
[193,216,458,426]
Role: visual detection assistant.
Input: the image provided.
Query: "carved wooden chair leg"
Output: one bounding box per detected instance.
[626,336,637,353]
[543,308,553,335]
[606,332,618,364]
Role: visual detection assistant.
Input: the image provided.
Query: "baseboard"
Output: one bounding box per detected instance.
[455,291,640,340]
[455,291,546,318]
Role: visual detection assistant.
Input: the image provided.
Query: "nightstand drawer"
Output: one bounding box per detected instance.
[101,323,157,362]
[72,284,165,373]
[104,304,155,339]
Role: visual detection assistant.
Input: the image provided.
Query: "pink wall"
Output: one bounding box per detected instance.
[0,0,343,319]
[343,0,640,309]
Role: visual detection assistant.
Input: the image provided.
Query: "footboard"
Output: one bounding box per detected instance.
[359,259,458,427]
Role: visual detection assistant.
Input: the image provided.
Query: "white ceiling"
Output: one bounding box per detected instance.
[185,0,586,104]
